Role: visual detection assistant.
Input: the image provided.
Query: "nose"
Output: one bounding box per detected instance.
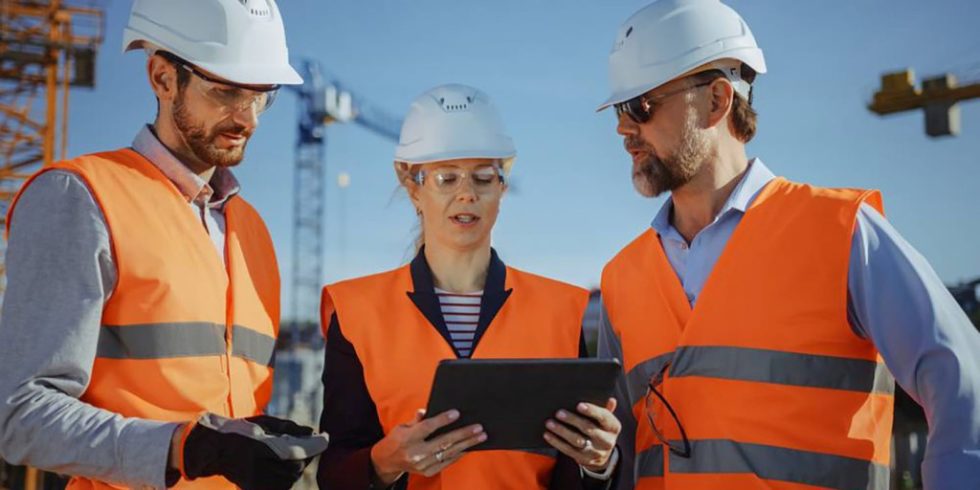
[616,112,639,137]
[453,177,478,203]
[229,101,259,130]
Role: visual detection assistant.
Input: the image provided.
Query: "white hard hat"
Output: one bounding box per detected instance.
[123,0,302,86]
[395,84,516,173]
[598,0,766,111]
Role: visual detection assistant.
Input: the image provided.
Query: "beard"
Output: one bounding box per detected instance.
[629,105,714,198]
[172,91,253,168]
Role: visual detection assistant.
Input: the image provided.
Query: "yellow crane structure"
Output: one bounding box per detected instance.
[0,2,104,488]
[869,68,980,137]
[0,0,104,292]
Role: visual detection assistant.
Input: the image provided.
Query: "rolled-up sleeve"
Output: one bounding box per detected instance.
[0,171,178,488]
[847,203,980,489]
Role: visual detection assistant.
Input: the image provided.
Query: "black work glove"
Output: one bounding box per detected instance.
[180,412,329,490]
[245,414,315,437]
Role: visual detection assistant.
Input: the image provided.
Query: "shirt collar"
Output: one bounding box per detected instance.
[651,157,776,236]
[131,125,241,208]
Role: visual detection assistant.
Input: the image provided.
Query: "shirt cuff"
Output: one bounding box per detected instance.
[119,419,182,489]
[580,446,619,480]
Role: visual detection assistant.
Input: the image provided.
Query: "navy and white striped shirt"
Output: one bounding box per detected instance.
[434,288,482,357]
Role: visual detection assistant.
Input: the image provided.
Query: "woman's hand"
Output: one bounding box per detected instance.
[543,398,622,473]
[370,409,487,485]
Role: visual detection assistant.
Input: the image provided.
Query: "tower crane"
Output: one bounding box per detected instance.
[287,59,402,334]
[868,68,980,137]
[271,59,401,425]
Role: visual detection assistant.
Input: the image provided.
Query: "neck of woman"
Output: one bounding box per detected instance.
[424,241,491,293]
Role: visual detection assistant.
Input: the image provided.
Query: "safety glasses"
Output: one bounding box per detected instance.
[158,51,280,115]
[413,163,505,195]
[614,71,723,124]
[644,361,691,458]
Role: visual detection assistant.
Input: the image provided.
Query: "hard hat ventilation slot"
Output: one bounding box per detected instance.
[238,0,272,18]
[439,97,470,113]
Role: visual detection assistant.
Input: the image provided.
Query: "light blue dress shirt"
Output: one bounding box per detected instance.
[646,158,980,489]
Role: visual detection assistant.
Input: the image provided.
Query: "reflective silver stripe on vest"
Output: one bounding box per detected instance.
[671,346,895,395]
[232,325,277,366]
[668,439,889,490]
[636,445,665,478]
[516,448,559,459]
[98,323,276,365]
[97,322,225,359]
[625,352,674,406]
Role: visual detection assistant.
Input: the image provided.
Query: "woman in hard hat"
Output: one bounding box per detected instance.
[316,84,622,489]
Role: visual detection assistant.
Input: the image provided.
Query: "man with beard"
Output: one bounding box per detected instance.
[595,1,980,489]
[0,1,328,489]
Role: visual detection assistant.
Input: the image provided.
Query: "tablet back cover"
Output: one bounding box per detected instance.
[424,358,621,451]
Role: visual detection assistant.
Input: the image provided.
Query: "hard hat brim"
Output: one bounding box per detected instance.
[595,87,648,113]
[124,32,304,86]
[194,60,304,86]
[394,150,516,167]
[597,51,768,112]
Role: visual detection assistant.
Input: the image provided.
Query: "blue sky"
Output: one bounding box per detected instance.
[66,1,980,320]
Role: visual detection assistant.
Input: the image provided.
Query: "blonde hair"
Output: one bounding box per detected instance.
[394,162,425,252]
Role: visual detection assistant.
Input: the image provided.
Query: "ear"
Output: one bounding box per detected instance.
[705,77,734,130]
[408,185,422,211]
[147,54,179,104]
[394,162,422,209]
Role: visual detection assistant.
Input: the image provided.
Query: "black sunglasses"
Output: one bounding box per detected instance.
[644,361,691,458]
[614,70,725,124]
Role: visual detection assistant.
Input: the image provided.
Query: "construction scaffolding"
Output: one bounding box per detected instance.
[0,2,103,488]
[0,0,104,294]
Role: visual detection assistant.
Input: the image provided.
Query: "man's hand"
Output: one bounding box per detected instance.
[169,413,328,490]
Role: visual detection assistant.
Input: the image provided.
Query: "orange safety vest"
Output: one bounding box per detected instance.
[8,149,280,490]
[601,178,894,490]
[321,260,588,490]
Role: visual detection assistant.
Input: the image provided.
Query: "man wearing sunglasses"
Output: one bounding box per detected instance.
[0,1,329,489]
[595,1,980,489]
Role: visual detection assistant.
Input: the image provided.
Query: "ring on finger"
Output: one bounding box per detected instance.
[435,449,445,463]
[582,439,593,451]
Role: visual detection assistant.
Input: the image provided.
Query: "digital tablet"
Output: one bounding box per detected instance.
[423,358,621,451]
